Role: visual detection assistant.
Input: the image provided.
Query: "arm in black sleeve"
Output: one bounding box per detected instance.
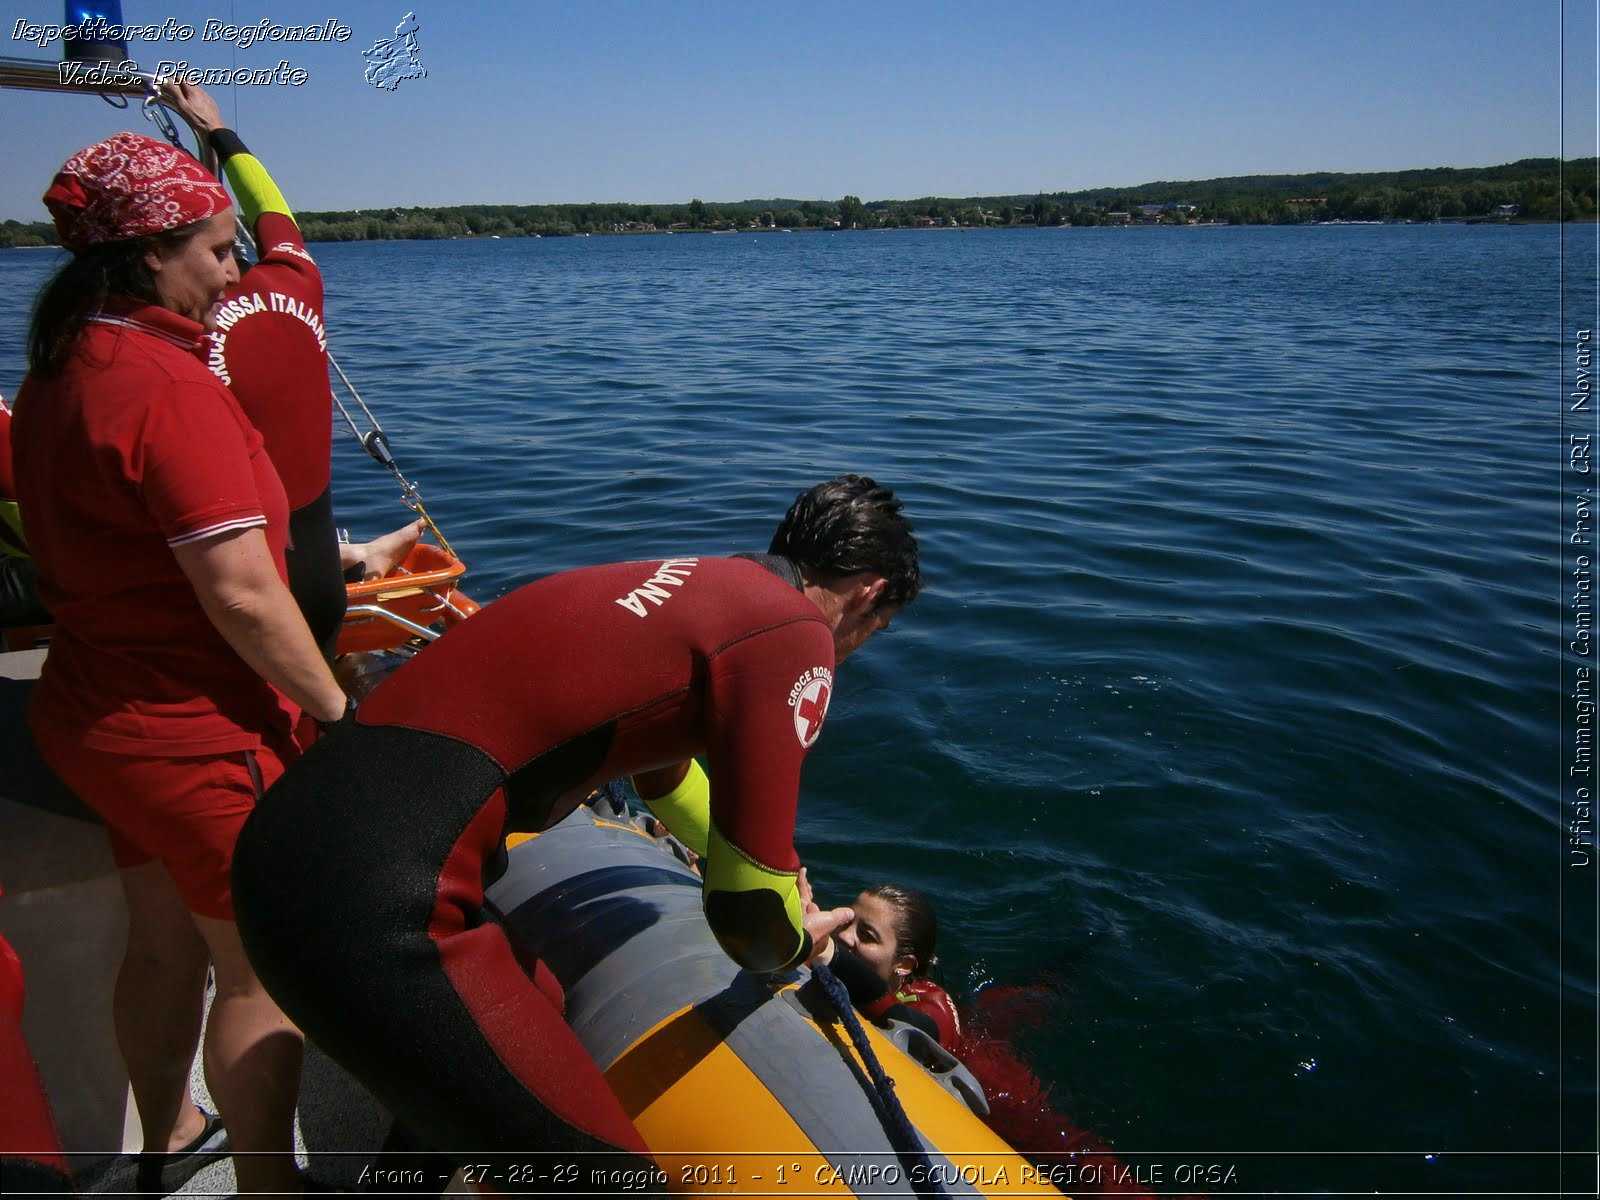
[207,129,295,228]
[826,945,942,1042]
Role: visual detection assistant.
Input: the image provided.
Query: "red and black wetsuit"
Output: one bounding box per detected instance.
[232,555,835,1176]
[206,131,345,658]
[897,977,961,1046]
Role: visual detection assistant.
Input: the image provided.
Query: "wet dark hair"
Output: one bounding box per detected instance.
[768,474,921,611]
[860,882,939,978]
[28,222,206,376]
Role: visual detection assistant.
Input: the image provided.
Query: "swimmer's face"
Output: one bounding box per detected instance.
[837,891,915,985]
[143,209,240,328]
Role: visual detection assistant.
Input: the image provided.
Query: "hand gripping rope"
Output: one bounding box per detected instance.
[142,86,456,559]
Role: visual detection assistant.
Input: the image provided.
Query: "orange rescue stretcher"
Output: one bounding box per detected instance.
[335,542,479,655]
[1,542,478,657]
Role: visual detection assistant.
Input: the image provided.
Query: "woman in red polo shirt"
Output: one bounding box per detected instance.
[12,133,347,1199]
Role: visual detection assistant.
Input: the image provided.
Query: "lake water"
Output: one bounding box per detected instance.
[1,222,1592,1197]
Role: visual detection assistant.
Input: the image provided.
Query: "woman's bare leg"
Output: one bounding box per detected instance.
[192,914,305,1199]
[115,861,211,1153]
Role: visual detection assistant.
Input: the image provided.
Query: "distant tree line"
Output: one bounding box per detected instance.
[2,159,1593,248]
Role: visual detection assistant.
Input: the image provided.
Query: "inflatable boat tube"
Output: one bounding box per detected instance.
[487,807,1062,1198]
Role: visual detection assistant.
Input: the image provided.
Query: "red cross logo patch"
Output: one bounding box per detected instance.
[790,669,833,748]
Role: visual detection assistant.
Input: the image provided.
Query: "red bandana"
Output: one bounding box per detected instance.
[44,132,231,252]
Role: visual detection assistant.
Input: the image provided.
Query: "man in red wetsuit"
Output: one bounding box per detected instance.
[156,83,343,658]
[162,82,421,659]
[232,474,920,1182]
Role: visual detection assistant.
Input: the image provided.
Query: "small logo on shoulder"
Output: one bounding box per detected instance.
[271,242,316,265]
[788,666,834,748]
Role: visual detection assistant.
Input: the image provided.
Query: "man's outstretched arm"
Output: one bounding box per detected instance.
[160,81,295,231]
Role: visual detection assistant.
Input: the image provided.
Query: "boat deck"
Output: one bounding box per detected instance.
[0,649,391,1193]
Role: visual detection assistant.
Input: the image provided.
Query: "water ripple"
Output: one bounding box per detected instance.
[0,223,1584,1192]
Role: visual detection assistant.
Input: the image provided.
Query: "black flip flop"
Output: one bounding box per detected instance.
[134,1109,228,1197]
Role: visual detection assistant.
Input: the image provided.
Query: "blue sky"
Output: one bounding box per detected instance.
[1,0,1595,221]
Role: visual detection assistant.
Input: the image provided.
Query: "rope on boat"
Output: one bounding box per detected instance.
[129,93,943,1184]
[596,789,950,1191]
[142,88,457,559]
[325,361,456,558]
[810,962,949,1200]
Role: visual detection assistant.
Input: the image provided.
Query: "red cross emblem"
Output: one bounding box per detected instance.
[793,678,831,747]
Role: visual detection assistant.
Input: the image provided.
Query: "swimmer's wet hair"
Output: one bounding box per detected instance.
[860,882,939,978]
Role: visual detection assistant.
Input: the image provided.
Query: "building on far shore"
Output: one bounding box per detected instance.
[1137,202,1197,222]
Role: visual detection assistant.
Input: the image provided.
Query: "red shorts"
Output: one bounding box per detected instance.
[39,736,295,920]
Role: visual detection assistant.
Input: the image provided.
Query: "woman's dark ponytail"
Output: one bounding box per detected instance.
[28,223,203,376]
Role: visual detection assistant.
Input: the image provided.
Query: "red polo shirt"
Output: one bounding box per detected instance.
[13,297,295,755]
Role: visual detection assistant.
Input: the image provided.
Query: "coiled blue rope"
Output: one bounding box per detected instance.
[810,962,949,1199]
